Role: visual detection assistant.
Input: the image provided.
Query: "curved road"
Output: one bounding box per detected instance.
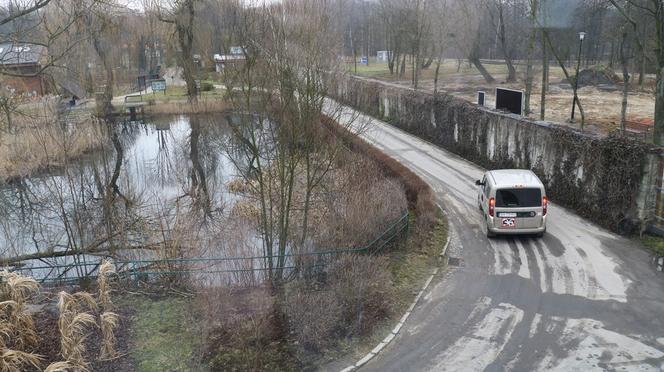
[326,101,664,372]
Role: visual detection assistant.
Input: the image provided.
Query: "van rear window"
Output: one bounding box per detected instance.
[496,188,542,208]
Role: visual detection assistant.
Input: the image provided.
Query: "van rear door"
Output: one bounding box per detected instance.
[492,188,543,229]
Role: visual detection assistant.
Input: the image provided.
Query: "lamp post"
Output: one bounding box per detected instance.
[571,31,586,121]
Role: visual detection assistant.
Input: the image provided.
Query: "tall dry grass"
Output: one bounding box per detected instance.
[0,99,106,181]
[56,291,98,369]
[97,260,118,360]
[97,261,114,311]
[0,270,42,372]
[0,270,39,348]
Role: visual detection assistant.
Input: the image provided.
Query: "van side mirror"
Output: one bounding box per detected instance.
[475,180,483,186]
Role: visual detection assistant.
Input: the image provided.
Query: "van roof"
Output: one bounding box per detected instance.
[488,169,544,189]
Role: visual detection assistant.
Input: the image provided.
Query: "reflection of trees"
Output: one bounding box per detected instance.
[93,119,132,256]
[0,120,146,265]
[188,116,212,216]
[155,122,173,189]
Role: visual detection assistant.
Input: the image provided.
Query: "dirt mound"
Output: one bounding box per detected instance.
[570,65,621,88]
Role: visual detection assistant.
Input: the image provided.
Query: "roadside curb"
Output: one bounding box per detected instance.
[339,204,451,371]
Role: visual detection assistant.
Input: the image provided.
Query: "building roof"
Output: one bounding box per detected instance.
[0,43,46,66]
[488,169,544,189]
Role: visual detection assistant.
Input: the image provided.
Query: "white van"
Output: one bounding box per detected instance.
[476,169,548,238]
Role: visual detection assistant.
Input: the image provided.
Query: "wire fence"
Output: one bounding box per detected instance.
[5,210,409,286]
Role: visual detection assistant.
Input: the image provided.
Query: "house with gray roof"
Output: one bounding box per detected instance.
[0,43,48,96]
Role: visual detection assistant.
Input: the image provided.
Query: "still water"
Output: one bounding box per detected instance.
[0,114,265,283]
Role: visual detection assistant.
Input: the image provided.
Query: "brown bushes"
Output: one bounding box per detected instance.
[283,254,395,352]
[322,115,436,230]
[198,287,298,371]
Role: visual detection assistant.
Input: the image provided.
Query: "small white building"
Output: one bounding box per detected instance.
[377,50,392,63]
[214,53,245,72]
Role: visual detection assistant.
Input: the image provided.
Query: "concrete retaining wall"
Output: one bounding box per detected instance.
[328,74,658,234]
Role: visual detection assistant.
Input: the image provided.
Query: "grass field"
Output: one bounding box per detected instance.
[123,294,207,372]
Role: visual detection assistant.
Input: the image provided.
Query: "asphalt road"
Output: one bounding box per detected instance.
[326,101,664,372]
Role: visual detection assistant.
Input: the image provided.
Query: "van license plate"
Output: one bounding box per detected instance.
[499,212,517,218]
[501,218,516,228]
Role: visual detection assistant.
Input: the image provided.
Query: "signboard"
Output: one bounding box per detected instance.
[477,91,485,106]
[230,46,244,55]
[360,56,368,65]
[151,79,166,92]
[495,87,523,115]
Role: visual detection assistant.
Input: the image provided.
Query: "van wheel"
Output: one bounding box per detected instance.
[535,229,546,238]
[486,227,496,238]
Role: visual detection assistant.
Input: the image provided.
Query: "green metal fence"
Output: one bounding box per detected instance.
[5,210,409,285]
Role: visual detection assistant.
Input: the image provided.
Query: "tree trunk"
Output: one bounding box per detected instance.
[434,55,443,97]
[471,57,495,83]
[543,29,585,128]
[496,3,516,82]
[540,30,548,120]
[524,7,537,115]
[655,68,664,145]
[470,32,494,83]
[620,30,629,134]
[176,0,198,103]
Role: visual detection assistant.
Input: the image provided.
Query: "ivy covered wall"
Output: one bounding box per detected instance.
[329,75,657,234]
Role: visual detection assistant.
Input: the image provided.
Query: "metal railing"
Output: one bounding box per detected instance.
[5,210,409,285]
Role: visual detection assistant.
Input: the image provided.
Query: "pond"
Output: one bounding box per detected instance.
[0,114,268,283]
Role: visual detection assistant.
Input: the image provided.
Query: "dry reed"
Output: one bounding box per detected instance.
[0,100,106,181]
[56,291,98,369]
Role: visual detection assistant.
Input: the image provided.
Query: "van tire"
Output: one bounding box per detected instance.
[486,227,496,238]
[535,229,546,238]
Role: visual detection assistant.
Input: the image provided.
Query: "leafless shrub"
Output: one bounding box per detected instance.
[329,254,395,336]
[226,178,248,194]
[284,282,341,351]
[323,116,436,231]
[230,200,260,223]
[311,154,407,249]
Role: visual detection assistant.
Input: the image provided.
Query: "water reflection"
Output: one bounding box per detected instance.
[0,114,260,282]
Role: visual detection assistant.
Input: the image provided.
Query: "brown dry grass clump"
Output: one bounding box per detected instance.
[0,100,106,181]
[56,291,98,369]
[0,270,42,371]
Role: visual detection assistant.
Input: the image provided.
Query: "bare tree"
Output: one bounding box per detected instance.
[608,0,663,144]
[152,0,198,102]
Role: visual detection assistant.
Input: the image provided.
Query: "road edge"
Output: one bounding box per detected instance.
[339,203,451,372]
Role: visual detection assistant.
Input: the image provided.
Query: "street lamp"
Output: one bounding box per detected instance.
[571,31,586,122]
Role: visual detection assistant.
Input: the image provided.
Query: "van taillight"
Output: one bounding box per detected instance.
[489,197,495,217]
[542,196,548,216]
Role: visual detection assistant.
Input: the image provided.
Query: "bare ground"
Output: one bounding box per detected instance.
[349,59,656,136]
